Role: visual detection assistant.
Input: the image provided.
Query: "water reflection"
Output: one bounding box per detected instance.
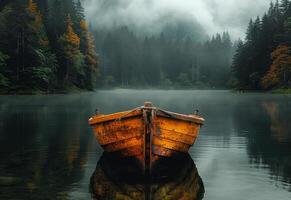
[262,102,291,143]
[1,90,291,199]
[0,95,97,200]
[90,153,204,200]
[234,98,291,191]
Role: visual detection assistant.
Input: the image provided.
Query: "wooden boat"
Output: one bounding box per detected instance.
[88,102,204,171]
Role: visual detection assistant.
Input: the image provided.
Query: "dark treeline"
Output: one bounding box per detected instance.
[232,0,291,90]
[94,27,235,88]
[0,0,98,93]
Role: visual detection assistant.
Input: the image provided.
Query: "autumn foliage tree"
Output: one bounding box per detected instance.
[0,0,98,93]
[25,0,57,90]
[232,0,291,90]
[261,14,291,89]
[261,45,291,89]
[51,0,99,90]
[59,15,84,86]
[80,19,98,90]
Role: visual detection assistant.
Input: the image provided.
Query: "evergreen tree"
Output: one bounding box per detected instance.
[35,0,49,29]
[280,0,290,15]
[284,17,291,44]
[231,0,291,90]
[74,0,85,35]
[0,0,98,92]
[0,51,9,87]
[24,0,57,90]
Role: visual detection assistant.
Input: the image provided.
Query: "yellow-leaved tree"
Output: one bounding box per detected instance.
[28,0,37,14]
[59,15,83,82]
[261,45,291,89]
[27,0,44,34]
[80,20,88,32]
[79,19,99,90]
[63,15,80,48]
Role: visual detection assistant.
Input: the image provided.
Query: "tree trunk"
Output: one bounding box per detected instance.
[65,60,69,81]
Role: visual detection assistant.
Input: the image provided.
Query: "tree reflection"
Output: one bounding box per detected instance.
[234,99,291,191]
[90,153,204,200]
[0,100,95,200]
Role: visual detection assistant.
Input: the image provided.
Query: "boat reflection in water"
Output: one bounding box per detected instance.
[90,153,204,200]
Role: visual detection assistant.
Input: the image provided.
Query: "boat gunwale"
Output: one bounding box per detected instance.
[155,109,204,125]
[88,109,143,125]
[89,107,205,126]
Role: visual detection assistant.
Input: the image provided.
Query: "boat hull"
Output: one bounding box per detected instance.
[89,104,204,170]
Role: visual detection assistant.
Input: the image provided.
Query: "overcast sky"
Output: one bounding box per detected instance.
[84,0,272,40]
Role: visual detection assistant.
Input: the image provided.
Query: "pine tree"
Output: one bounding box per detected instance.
[35,0,49,29]
[231,40,247,88]
[76,0,85,18]
[284,17,291,44]
[26,0,58,89]
[280,0,290,15]
[0,0,99,92]
[83,32,99,90]
[0,51,9,87]
[48,0,66,38]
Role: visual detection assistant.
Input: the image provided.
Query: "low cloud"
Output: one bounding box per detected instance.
[83,0,271,40]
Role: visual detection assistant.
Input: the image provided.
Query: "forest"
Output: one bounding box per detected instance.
[0,0,98,93]
[0,0,291,92]
[232,0,291,91]
[94,28,235,88]
[87,0,236,89]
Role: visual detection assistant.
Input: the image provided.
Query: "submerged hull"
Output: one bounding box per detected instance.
[89,102,204,170]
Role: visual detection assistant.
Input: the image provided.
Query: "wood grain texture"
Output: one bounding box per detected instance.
[102,136,143,152]
[154,116,200,136]
[153,136,190,153]
[89,104,204,170]
[93,118,144,145]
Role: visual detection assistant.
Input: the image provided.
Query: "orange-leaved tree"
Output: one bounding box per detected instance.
[27,0,44,34]
[62,15,80,48]
[59,14,82,82]
[80,20,88,32]
[261,45,291,89]
[28,0,37,14]
[79,19,99,89]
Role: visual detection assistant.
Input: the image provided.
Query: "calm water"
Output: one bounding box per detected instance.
[0,90,291,200]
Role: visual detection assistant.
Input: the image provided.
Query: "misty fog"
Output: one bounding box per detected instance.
[82,0,271,88]
[84,0,270,40]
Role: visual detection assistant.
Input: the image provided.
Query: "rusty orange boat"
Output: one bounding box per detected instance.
[88,102,204,171]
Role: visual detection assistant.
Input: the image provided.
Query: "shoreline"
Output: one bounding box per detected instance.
[232,88,291,94]
[0,87,89,95]
[1,87,291,95]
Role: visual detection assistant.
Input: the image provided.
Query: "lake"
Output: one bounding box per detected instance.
[0,90,291,200]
